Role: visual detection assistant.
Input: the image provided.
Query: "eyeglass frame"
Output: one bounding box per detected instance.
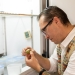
[41,18,53,36]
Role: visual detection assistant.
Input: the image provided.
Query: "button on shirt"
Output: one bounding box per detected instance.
[48,27,75,75]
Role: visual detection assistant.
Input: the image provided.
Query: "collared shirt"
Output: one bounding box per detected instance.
[48,27,75,75]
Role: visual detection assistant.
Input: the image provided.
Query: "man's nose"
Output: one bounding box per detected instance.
[45,35,49,39]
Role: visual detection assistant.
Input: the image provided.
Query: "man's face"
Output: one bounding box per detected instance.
[39,15,63,44]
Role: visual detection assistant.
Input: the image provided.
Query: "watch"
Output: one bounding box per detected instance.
[39,68,46,75]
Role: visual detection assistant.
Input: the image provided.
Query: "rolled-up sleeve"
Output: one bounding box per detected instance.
[48,47,58,72]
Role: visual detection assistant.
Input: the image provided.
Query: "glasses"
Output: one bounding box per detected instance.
[41,18,53,36]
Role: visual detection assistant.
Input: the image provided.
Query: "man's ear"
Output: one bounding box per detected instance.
[53,17,60,24]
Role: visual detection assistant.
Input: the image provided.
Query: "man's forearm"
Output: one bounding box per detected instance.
[35,52,51,70]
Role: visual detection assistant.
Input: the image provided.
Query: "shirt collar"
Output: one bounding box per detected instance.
[60,26,75,48]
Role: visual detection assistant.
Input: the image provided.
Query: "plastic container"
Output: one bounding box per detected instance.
[7,63,22,75]
[0,58,6,67]
[0,56,15,67]
[13,56,25,64]
[0,55,25,67]
[6,58,17,66]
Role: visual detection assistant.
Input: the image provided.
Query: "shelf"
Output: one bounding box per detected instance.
[0,11,38,17]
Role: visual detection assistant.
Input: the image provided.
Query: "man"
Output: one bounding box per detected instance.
[22,6,75,75]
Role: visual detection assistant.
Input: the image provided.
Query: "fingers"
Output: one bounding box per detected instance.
[25,51,41,72]
[25,51,34,59]
[25,51,35,64]
[30,51,34,57]
[24,47,31,51]
[22,46,37,61]
[22,47,31,56]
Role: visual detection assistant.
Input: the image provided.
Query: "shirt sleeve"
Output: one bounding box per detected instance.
[48,46,58,72]
[63,50,75,75]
